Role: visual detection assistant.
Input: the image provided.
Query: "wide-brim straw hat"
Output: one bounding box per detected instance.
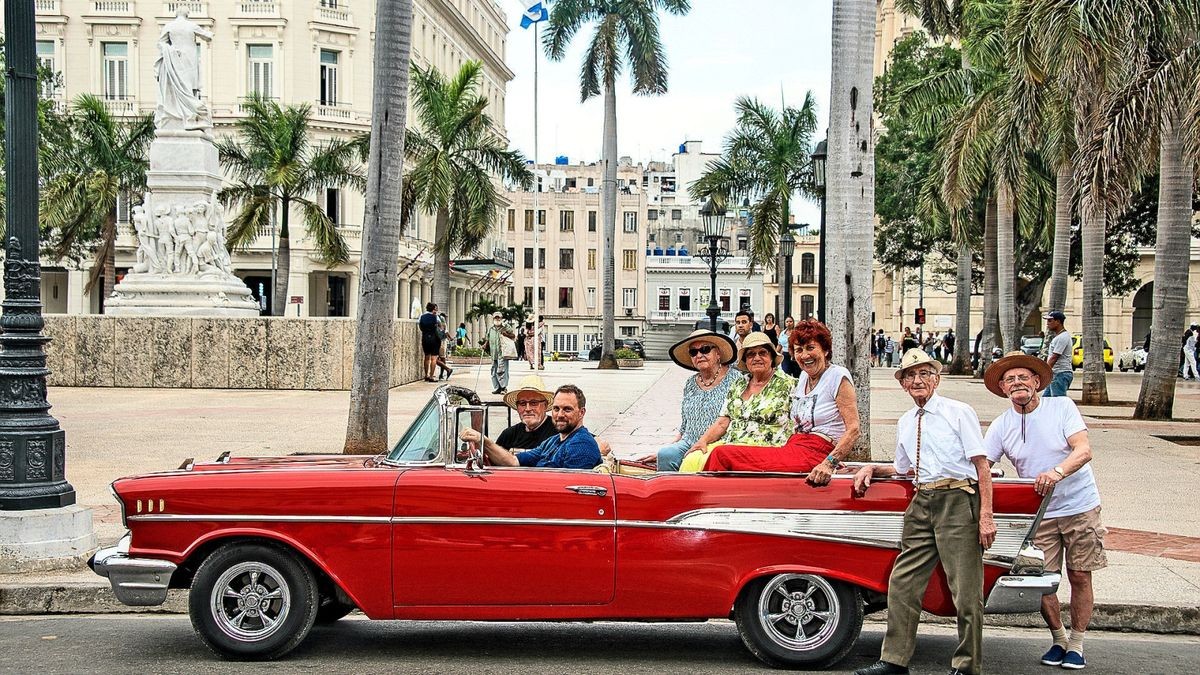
[669,330,737,371]
[739,331,782,369]
[985,351,1054,398]
[502,374,555,409]
[894,348,944,381]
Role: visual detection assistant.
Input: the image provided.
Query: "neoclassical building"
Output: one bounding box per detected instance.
[7,0,515,339]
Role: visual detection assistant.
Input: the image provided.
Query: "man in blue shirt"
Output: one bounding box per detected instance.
[482,384,601,470]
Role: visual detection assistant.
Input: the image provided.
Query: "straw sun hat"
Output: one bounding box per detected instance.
[984,351,1053,398]
[501,374,555,409]
[739,331,782,369]
[668,330,737,371]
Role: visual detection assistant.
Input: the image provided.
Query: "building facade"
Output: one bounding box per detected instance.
[8,0,515,341]
[643,253,765,360]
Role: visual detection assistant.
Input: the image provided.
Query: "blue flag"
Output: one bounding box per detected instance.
[521,1,548,29]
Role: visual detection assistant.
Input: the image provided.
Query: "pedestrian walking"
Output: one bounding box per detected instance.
[1183,328,1198,380]
[436,313,453,380]
[1044,311,1074,396]
[983,352,1105,671]
[853,349,995,675]
[455,322,468,348]
[942,329,956,363]
[418,303,441,383]
[885,336,896,367]
[901,327,917,356]
[483,312,516,394]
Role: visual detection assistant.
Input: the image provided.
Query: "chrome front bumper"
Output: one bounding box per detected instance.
[87,534,177,607]
[984,573,1061,613]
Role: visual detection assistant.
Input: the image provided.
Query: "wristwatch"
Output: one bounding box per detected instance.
[1052,466,1065,478]
[824,454,842,470]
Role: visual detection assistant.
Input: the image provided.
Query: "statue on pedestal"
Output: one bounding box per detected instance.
[154,8,213,132]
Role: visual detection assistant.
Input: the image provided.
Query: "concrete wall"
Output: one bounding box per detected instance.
[43,316,422,391]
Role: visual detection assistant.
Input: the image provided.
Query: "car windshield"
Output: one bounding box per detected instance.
[386,397,442,464]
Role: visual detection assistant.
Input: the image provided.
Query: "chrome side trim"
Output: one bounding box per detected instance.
[128,514,391,524]
[984,573,1061,613]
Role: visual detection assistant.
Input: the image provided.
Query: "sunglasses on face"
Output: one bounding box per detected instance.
[744,348,772,360]
[688,344,717,357]
[514,399,545,408]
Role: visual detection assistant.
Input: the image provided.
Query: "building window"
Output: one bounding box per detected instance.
[523,286,532,306]
[647,209,658,221]
[587,177,595,187]
[622,288,637,308]
[800,295,815,319]
[621,326,638,337]
[552,333,578,353]
[116,191,132,224]
[622,212,637,232]
[658,289,670,311]
[559,249,574,269]
[248,44,274,98]
[588,248,596,270]
[737,236,748,251]
[622,250,637,270]
[559,210,574,231]
[524,209,534,231]
[801,253,815,284]
[588,211,597,232]
[319,49,339,105]
[507,209,515,231]
[675,232,684,243]
[538,248,546,269]
[101,42,129,100]
[523,247,534,269]
[36,41,56,97]
[671,209,682,220]
[324,188,340,223]
[678,289,691,311]
[537,210,546,228]
[586,287,596,308]
[719,289,731,312]
[558,287,573,309]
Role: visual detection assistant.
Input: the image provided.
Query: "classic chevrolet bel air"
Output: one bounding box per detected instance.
[90,385,1058,668]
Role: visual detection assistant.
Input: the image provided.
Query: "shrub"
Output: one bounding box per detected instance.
[452,346,484,358]
[614,348,641,360]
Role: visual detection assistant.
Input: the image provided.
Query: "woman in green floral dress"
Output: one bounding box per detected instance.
[680,332,796,472]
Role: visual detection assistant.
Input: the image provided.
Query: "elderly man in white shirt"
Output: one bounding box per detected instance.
[983,352,1104,671]
[853,350,996,675]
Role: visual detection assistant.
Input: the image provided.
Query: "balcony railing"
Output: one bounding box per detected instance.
[235,1,279,17]
[163,1,207,17]
[315,104,354,120]
[101,98,138,115]
[648,309,709,323]
[315,2,351,23]
[90,1,134,14]
[35,0,61,14]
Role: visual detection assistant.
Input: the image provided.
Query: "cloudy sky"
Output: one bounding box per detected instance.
[501,1,834,226]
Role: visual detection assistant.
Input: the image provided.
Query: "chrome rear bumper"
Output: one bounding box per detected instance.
[984,573,1061,613]
[87,534,176,607]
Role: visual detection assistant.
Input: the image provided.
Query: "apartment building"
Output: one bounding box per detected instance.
[504,160,648,357]
[10,0,514,336]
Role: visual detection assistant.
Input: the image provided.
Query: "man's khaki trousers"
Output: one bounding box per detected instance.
[880,488,984,674]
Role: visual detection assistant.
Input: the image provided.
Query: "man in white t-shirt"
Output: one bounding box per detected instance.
[983,352,1104,671]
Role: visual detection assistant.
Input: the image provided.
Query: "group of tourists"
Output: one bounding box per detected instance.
[871,327,958,367]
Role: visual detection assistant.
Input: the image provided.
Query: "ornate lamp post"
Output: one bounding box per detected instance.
[780,230,796,320]
[1,2,73,510]
[698,199,729,333]
[811,139,828,323]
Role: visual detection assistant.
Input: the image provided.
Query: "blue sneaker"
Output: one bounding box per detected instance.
[1040,645,1066,666]
[1060,651,1086,669]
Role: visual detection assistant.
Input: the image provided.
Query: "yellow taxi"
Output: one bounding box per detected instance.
[1071,335,1113,371]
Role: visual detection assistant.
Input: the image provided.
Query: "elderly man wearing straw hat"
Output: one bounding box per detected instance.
[853,349,996,675]
[983,352,1103,671]
[460,379,602,470]
[458,375,557,459]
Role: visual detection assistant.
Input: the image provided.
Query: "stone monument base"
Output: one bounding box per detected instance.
[107,274,261,317]
[0,505,97,573]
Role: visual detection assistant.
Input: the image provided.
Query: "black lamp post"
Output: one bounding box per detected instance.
[779,230,795,320]
[698,198,729,333]
[1,2,73,510]
[811,139,828,323]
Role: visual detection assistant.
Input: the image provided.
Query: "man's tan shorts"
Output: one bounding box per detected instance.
[1035,506,1108,573]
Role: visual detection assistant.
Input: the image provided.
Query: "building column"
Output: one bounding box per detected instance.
[66,270,88,315]
[346,271,359,319]
[397,277,410,319]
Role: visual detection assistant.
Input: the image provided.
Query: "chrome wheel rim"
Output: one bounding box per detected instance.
[757,574,840,651]
[210,561,291,642]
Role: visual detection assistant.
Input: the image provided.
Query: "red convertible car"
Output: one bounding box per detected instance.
[91,385,1058,668]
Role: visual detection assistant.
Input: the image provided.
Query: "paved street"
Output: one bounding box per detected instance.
[2,615,1198,674]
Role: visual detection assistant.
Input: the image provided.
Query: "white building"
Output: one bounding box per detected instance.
[6,0,515,338]
[643,252,765,359]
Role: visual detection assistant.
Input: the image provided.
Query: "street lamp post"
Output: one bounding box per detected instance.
[780,231,795,320]
[811,139,828,323]
[1,2,73,510]
[698,199,729,333]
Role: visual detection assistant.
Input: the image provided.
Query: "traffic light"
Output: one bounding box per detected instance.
[915,307,926,325]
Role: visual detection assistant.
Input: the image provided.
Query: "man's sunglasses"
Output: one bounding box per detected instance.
[688,345,717,357]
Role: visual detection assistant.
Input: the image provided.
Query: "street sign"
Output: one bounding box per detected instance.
[290,296,303,304]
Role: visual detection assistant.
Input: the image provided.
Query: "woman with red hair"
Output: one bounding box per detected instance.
[704,319,860,484]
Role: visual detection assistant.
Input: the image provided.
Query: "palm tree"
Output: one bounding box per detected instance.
[343,0,415,455]
[400,61,532,319]
[689,96,819,271]
[216,96,366,316]
[39,94,154,310]
[544,0,691,369]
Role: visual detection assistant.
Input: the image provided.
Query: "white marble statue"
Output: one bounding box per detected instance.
[154,204,175,272]
[131,205,161,274]
[172,205,199,274]
[154,9,213,131]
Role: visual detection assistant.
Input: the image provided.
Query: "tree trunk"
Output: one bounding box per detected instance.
[996,179,1017,352]
[597,77,618,370]
[432,208,451,315]
[344,0,414,455]
[100,211,117,313]
[1080,195,1108,404]
[1135,113,1191,419]
[948,242,973,375]
[975,197,998,377]
[826,0,875,459]
[1047,166,1073,312]
[272,198,291,316]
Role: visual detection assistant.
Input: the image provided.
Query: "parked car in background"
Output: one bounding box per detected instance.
[1019,336,1044,357]
[589,338,646,361]
[90,385,1059,668]
[1117,345,1147,372]
[1071,335,1114,371]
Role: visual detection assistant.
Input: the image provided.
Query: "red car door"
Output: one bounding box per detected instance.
[392,467,616,606]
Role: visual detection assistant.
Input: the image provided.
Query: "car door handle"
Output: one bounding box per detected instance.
[565,485,608,497]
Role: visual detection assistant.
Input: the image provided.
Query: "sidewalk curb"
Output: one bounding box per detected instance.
[3,580,1197,635]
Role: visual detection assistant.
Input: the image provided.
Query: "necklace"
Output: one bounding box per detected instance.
[698,366,725,388]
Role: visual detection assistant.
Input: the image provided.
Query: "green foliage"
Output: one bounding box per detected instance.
[465,298,530,327]
[614,348,641,360]
[452,346,483,358]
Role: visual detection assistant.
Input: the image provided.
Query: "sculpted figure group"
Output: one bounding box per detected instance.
[131,192,232,278]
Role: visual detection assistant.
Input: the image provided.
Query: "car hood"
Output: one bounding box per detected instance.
[184,454,375,472]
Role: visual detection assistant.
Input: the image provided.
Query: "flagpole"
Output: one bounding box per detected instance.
[531,19,541,370]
